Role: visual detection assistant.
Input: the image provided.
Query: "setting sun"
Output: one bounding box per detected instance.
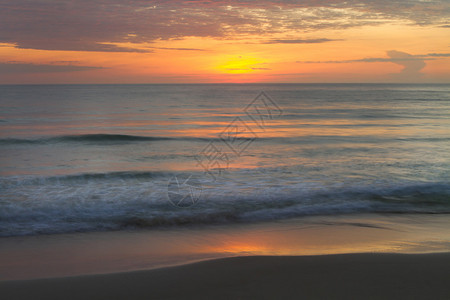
[216,56,267,74]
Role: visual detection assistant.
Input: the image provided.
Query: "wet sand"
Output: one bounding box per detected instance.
[1,253,450,300]
[1,214,450,281]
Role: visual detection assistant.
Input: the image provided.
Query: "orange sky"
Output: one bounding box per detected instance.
[0,1,449,83]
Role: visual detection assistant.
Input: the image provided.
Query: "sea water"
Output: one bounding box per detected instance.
[0,84,449,236]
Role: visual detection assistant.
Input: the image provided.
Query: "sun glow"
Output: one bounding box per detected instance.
[216,56,267,74]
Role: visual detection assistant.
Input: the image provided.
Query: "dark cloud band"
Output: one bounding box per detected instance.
[0,0,448,52]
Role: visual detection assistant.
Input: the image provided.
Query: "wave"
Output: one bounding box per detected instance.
[1,133,449,146]
[0,134,212,145]
[0,174,449,236]
[0,171,173,187]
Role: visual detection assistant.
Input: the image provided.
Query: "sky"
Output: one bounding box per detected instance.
[0,0,449,84]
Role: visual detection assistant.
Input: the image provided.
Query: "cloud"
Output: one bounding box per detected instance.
[0,0,448,52]
[426,53,450,57]
[296,52,445,64]
[0,62,104,74]
[386,50,426,76]
[150,47,206,51]
[264,38,339,44]
[297,50,431,81]
[50,60,81,64]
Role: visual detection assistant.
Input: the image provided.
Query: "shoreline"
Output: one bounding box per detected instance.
[1,213,450,281]
[1,253,450,299]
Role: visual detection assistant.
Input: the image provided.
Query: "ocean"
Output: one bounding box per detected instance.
[1,83,449,237]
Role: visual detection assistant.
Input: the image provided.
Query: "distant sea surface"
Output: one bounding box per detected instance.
[0,84,449,236]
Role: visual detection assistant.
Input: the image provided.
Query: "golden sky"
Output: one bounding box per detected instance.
[0,0,449,83]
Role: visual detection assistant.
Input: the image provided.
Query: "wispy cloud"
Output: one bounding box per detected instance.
[0,62,104,74]
[426,53,450,57]
[150,47,206,51]
[295,51,450,64]
[264,38,340,44]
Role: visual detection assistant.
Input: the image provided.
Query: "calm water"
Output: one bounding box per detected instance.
[0,84,449,236]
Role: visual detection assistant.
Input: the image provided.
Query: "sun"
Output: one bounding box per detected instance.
[216,56,266,74]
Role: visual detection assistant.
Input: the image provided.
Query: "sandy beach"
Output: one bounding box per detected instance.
[1,253,449,300]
